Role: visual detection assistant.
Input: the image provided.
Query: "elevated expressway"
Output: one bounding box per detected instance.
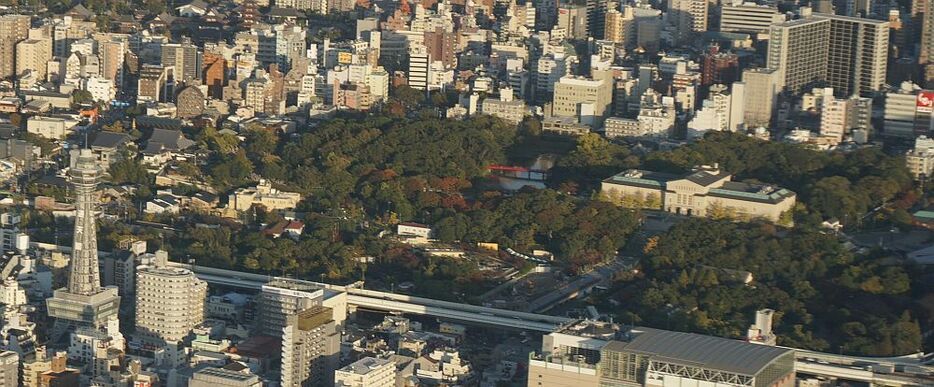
[170,263,571,332]
[173,263,934,386]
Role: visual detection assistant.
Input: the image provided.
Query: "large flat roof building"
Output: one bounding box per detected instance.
[529,321,796,387]
[600,165,796,223]
[334,357,396,387]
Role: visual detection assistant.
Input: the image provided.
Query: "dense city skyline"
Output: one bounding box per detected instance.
[0,0,931,385]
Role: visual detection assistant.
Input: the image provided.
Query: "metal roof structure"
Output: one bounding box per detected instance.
[605,327,794,376]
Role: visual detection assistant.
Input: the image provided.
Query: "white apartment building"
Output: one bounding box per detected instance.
[134,251,207,344]
[408,46,430,90]
[26,116,79,140]
[638,89,676,136]
[82,76,116,102]
[534,52,572,104]
[819,93,871,142]
[687,82,745,139]
[720,3,784,34]
[334,357,396,387]
[907,136,934,181]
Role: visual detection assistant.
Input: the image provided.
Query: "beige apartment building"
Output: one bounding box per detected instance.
[16,38,53,81]
[603,7,635,47]
[551,76,613,127]
[228,179,302,212]
[0,15,30,79]
[281,306,340,387]
[0,351,17,387]
[742,68,781,127]
[600,165,796,223]
[481,89,527,124]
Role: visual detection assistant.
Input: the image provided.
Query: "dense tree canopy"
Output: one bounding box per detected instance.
[641,132,913,224]
[431,189,641,273]
[204,114,519,211]
[606,219,922,356]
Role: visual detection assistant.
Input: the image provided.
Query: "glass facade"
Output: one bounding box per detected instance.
[754,352,796,387]
[599,348,648,387]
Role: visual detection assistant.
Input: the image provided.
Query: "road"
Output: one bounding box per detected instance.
[524,256,636,313]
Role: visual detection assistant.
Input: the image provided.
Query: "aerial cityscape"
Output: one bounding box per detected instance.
[0,0,931,384]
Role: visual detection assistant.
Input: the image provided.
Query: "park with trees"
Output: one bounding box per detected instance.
[33,108,924,356]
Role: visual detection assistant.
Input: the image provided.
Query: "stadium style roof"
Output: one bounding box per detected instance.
[605,327,794,376]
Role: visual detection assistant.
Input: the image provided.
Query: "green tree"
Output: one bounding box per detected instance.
[73,90,95,104]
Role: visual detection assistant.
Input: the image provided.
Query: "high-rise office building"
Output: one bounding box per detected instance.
[254,24,306,73]
[534,52,571,104]
[700,44,739,86]
[137,64,169,103]
[535,0,559,31]
[46,149,122,344]
[820,94,871,141]
[423,27,456,69]
[134,251,207,344]
[906,136,934,181]
[0,15,30,79]
[280,306,340,387]
[768,11,887,96]
[687,82,746,138]
[96,34,128,87]
[52,16,96,58]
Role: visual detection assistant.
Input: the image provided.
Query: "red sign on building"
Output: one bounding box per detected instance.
[917,91,934,113]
